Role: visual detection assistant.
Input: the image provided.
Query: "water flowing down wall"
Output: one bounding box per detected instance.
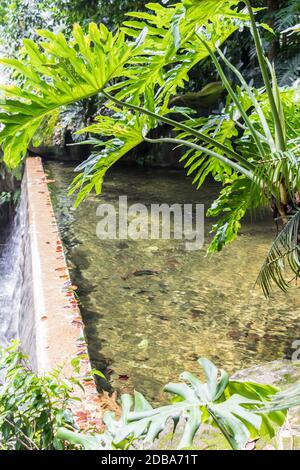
[0,196,28,348]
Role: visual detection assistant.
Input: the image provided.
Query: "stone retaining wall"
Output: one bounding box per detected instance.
[21,157,102,428]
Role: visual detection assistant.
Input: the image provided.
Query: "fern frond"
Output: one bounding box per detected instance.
[277,52,300,86]
[275,4,300,32]
[68,109,148,206]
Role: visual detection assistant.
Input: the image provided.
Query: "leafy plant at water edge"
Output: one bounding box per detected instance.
[0,341,79,450]
[1,342,299,451]
[58,357,300,450]
[0,1,299,295]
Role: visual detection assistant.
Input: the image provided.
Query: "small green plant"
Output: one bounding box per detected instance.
[0,191,10,205]
[58,358,300,451]
[0,341,79,450]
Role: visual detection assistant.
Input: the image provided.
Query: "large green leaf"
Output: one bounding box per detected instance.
[57,358,299,451]
[0,23,136,167]
[0,0,242,172]
[68,110,148,206]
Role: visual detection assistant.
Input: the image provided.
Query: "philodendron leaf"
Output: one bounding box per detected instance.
[97,359,287,450]
[56,428,108,450]
[198,357,229,400]
[207,394,262,450]
[57,358,300,451]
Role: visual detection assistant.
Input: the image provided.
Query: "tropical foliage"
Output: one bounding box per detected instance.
[2,342,300,451]
[268,0,300,85]
[0,341,78,450]
[231,1,300,86]
[0,1,148,142]
[0,0,299,295]
[58,357,300,451]
[0,0,63,57]
[0,1,241,163]
[0,0,147,56]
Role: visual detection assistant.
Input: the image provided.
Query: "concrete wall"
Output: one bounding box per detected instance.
[19,157,102,428]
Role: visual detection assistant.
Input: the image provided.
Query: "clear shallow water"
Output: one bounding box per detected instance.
[46,162,300,403]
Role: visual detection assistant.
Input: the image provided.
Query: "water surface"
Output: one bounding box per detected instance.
[46,162,300,403]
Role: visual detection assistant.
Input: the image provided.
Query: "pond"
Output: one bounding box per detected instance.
[45,161,300,404]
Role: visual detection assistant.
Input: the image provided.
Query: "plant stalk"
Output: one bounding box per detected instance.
[244,0,286,152]
[143,134,255,181]
[102,90,256,173]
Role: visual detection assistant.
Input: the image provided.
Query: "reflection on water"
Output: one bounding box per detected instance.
[46,162,300,403]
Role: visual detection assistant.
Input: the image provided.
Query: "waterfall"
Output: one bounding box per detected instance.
[0,181,34,351]
[0,194,23,347]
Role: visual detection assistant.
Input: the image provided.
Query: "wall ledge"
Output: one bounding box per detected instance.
[24,157,103,429]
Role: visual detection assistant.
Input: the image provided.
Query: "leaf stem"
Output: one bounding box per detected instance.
[196,34,266,160]
[244,0,286,152]
[102,90,256,174]
[143,134,255,181]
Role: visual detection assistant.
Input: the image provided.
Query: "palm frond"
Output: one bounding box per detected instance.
[257,210,300,297]
[258,382,300,413]
[253,151,300,205]
[277,52,300,86]
[275,4,300,32]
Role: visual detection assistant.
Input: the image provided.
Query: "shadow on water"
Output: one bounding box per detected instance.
[69,247,113,393]
[45,161,300,404]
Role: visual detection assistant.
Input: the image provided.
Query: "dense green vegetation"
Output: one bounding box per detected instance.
[0,341,78,450]
[0,0,299,294]
[0,0,299,452]
[1,1,299,82]
[0,1,147,54]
